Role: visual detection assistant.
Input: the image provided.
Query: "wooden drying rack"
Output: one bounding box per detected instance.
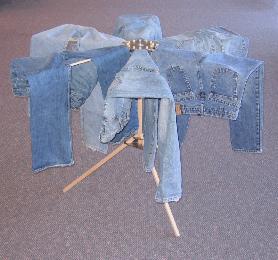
[63,39,181,237]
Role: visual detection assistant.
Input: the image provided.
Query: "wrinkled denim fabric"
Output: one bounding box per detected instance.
[101,50,182,203]
[157,26,250,145]
[11,56,53,96]
[27,54,74,172]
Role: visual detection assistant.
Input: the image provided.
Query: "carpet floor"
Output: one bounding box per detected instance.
[0,0,277,259]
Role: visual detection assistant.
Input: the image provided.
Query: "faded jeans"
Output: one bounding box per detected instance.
[11,46,135,172]
[101,50,182,203]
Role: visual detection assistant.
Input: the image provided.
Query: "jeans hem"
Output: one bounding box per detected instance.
[145,168,153,173]
[155,194,182,203]
[32,160,75,173]
[85,143,108,154]
[111,126,138,145]
[232,148,262,153]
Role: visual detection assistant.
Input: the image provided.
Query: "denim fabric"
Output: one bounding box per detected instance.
[30,24,124,57]
[10,54,98,109]
[10,46,136,170]
[27,54,74,172]
[114,14,162,41]
[10,56,53,96]
[67,46,136,152]
[69,59,98,109]
[30,23,139,151]
[11,46,137,153]
[11,15,264,191]
[151,47,264,152]
[160,26,249,57]
[101,50,182,203]
[153,25,251,148]
[229,64,264,152]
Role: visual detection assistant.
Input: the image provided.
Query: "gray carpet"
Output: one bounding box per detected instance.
[0,0,277,259]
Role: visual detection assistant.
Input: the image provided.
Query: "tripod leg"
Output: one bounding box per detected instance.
[152,167,181,237]
[63,137,134,193]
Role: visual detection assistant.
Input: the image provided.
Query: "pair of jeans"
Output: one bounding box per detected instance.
[11,46,136,172]
[100,50,182,203]
[151,45,264,152]
[63,47,136,153]
[30,24,140,152]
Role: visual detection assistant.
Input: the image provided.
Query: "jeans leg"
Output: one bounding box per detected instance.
[81,82,108,153]
[28,66,74,172]
[155,99,182,203]
[176,114,191,146]
[100,97,133,143]
[112,99,139,143]
[143,98,158,172]
[229,64,264,152]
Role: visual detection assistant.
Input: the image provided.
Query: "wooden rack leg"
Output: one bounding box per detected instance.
[63,137,134,193]
[152,167,181,237]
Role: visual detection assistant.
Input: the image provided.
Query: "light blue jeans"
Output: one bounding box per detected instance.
[101,50,182,203]
[10,15,264,204]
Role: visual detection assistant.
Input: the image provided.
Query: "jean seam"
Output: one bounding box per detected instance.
[255,64,264,151]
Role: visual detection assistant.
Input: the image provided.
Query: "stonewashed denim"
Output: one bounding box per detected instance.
[100,50,182,203]
[155,25,251,146]
[11,54,98,109]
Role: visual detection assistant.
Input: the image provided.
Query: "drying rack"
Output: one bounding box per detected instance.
[63,39,181,237]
